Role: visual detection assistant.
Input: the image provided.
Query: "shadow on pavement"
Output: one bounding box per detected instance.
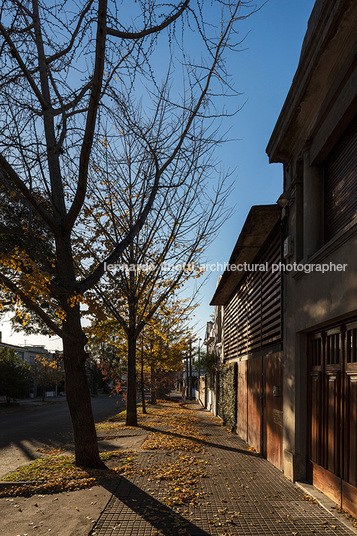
[139,423,260,457]
[92,476,210,536]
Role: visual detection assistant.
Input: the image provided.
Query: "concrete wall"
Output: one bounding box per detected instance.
[197,374,218,416]
[283,229,357,480]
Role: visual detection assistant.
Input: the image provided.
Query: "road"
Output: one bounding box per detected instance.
[0,395,125,477]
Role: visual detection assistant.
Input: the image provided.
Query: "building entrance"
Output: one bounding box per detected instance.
[308,320,357,516]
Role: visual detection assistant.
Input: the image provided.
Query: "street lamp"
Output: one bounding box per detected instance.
[197,338,202,402]
[198,337,202,375]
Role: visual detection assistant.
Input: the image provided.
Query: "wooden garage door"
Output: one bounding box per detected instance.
[308,321,357,516]
[236,353,283,471]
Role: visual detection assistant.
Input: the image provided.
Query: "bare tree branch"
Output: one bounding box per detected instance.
[0,154,57,231]
[64,0,108,232]
[0,21,46,107]
[106,0,189,40]
[45,1,94,65]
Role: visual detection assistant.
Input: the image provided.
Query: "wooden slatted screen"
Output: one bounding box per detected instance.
[224,292,239,360]
[324,118,357,242]
[224,224,282,359]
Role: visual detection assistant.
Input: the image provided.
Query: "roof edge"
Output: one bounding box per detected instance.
[210,205,280,306]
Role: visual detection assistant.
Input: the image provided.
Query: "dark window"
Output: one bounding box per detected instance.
[324,118,357,242]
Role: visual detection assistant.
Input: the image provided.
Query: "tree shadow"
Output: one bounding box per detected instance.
[0,438,66,479]
[138,423,260,457]
[92,476,210,536]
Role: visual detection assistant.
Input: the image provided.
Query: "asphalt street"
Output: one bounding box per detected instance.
[0,395,125,477]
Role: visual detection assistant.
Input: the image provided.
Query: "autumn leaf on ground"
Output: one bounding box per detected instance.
[0,450,137,497]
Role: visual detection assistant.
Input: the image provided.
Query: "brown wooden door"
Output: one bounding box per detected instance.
[308,321,357,516]
[247,356,263,453]
[343,323,357,515]
[264,353,283,471]
[237,360,248,442]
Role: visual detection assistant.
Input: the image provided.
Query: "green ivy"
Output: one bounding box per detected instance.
[218,363,237,431]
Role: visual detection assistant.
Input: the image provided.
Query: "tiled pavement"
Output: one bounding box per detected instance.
[90,403,356,536]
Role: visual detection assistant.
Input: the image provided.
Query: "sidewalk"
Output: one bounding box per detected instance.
[91,401,357,536]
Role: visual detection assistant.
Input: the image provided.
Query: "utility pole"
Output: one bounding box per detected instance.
[189,339,193,400]
[198,337,202,376]
[198,337,202,402]
[185,351,189,401]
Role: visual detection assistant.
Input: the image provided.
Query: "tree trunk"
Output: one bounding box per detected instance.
[150,363,157,405]
[63,338,101,468]
[140,344,147,414]
[53,228,102,467]
[126,333,137,425]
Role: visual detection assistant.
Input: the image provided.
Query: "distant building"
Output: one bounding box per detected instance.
[0,333,63,397]
[203,321,214,353]
[198,283,224,413]
[0,338,53,366]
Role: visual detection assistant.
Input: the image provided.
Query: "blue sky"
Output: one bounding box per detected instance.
[191,0,315,341]
[0,0,315,350]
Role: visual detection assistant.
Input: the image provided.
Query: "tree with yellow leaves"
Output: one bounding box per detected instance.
[87,298,191,414]
[141,313,191,406]
[0,0,257,466]
[86,324,128,395]
[31,355,64,401]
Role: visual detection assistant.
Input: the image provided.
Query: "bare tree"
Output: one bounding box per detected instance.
[80,115,231,426]
[0,0,256,467]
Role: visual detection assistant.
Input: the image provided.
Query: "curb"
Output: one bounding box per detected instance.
[0,481,41,490]
[295,482,357,535]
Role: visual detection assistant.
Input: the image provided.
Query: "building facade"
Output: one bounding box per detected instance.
[266,0,357,515]
[200,313,223,415]
[205,0,356,517]
[211,205,284,470]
